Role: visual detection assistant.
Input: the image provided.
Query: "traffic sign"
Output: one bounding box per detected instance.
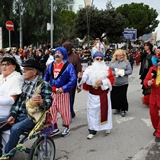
[123,29,137,41]
[6,20,14,31]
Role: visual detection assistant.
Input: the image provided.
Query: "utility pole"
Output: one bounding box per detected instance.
[51,0,53,48]
[19,0,23,48]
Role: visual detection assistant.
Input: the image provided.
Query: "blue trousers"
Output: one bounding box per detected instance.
[0,114,35,153]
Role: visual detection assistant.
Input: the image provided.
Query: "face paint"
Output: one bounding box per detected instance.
[55,55,60,58]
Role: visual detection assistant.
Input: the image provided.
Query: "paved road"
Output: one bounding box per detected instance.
[13,65,160,160]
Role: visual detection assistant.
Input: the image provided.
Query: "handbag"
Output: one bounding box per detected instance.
[26,81,45,123]
[143,88,151,95]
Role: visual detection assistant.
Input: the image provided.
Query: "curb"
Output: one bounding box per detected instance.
[132,139,157,160]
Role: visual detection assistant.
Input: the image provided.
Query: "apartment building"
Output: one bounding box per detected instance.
[67,0,91,13]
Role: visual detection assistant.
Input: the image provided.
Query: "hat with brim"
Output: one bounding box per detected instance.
[1,54,17,64]
[21,59,42,71]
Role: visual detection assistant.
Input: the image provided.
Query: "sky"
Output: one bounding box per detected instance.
[93,0,160,31]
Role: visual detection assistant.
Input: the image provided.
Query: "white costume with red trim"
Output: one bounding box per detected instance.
[78,61,114,131]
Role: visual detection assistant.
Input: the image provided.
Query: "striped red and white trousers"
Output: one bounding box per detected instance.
[50,92,71,127]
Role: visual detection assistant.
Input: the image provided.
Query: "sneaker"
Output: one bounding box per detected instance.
[121,111,126,117]
[0,156,10,160]
[61,127,70,137]
[155,137,160,142]
[105,129,111,134]
[113,109,120,115]
[87,134,95,140]
[48,129,60,137]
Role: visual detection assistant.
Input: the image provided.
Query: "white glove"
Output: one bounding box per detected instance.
[115,68,125,77]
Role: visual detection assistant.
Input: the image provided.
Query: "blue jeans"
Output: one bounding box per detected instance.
[0,113,35,153]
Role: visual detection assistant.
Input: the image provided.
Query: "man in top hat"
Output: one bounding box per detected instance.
[77,46,114,140]
[0,59,52,157]
[144,49,160,142]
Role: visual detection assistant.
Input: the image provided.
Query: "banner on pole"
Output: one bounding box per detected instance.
[123,29,137,41]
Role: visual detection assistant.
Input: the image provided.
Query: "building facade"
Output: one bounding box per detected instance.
[67,0,91,13]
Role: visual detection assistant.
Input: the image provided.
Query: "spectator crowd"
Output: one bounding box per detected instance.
[1,40,160,159]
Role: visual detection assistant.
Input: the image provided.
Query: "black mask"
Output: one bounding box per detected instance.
[55,55,60,58]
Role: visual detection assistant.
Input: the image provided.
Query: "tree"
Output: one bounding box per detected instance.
[0,0,16,47]
[116,3,159,38]
[73,5,125,44]
[0,0,75,48]
[54,10,77,46]
[20,0,51,46]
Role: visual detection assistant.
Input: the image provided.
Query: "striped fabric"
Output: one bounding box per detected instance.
[50,92,71,126]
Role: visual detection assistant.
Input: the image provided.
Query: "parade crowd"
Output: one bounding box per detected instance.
[0,40,160,159]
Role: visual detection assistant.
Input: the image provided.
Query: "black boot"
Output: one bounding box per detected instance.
[72,111,76,118]
[0,149,2,157]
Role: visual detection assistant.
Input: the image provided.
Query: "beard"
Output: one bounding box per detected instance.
[89,61,108,86]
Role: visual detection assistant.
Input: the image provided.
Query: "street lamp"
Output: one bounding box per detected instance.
[51,0,53,48]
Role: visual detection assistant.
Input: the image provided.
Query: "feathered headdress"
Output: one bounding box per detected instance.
[91,42,106,59]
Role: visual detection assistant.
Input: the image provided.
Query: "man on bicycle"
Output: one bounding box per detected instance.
[0,59,52,158]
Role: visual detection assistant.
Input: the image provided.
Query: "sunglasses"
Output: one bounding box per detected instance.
[0,63,12,67]
[23,68,34,71]
[95,58,103,61]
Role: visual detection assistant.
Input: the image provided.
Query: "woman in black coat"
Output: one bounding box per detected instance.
[138,42,155,104]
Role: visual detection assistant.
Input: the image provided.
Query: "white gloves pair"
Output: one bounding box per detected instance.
[115,68,125,77]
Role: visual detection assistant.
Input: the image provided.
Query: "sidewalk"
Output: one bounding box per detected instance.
[132,139,160,160]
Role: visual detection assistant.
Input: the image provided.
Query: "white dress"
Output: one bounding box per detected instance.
[0,71,23,118]
[0,71,23,152]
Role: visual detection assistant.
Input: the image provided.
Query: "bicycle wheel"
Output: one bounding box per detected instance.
[28,136,55,160]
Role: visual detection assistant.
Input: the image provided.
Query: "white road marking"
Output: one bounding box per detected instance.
[141,118,152,128]
[115,116,135,124]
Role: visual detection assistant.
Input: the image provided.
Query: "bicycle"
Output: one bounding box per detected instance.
[0,110,55,160]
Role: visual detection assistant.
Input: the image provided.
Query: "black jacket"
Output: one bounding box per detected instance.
[138,51,154,81]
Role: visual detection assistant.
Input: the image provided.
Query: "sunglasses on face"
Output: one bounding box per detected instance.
[95,58,103,61]
[23,68,34,71]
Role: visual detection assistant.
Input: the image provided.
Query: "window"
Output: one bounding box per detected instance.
[68,4,73,11]
[78,4,83,9]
